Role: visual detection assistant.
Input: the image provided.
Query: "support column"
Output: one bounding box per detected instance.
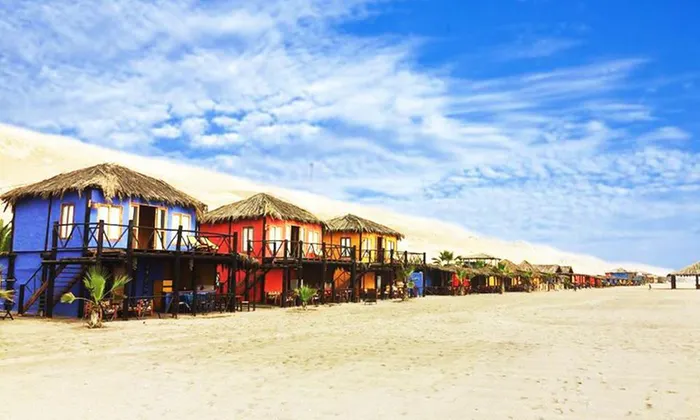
[191,258,197,316]
[172,226,183,318]
[696,275,699,290]
[45,222,59,318]
[123,220,134,320]
[350,245,357,302]
[671,275,677,290]
[321,243,327,304]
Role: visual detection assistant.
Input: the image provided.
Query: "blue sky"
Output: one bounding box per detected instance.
[1,0,699,268]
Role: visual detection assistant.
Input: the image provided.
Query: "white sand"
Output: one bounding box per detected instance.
[1,286,698,420]
[0,123,670,275]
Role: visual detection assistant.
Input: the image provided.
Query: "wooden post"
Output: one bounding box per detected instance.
[123,220,134,320]
[173,226,183,317]
[45,222,59,318]
[18,284,25,315]
[696,275,699,290]
[191,258,197,316]
[297,240,304,296]
[422,252,427,297]
[230,232,238,312]
[350,245,357,301]
[321,242,327,304]
[282,265,288,308]
[671,275,676,290]
[96,220,105,266]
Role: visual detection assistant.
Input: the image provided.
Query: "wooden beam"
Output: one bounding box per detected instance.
[173,225,183,318]
[123,219,134,320]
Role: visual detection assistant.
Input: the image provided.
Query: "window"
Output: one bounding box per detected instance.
[96,205,122,240]
[340,237,351,257]
[59,204,75,239]
[172,213,191,232]
[242,227,254,252]
[269,226,281,252]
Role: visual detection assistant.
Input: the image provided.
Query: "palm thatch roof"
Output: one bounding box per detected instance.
[498,259,522,275]
[671,261,700,276]
[519,260,542,276]
[0,163,206,214]
[462,252,499,260]
[559,265,574,274]
[325,214,404,239]
[534,264,561,274]
[201,193,324,225]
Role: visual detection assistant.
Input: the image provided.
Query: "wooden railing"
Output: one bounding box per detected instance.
[53,221,237,254]
[245,240,426,265]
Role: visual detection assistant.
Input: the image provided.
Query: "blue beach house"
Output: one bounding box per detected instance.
[0,163,238,319]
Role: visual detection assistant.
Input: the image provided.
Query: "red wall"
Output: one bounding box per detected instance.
[200,217,323,303]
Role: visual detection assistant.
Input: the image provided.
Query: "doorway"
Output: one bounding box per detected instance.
[290,226,300,257]
[376,236,384,263]
[136,206,155,249]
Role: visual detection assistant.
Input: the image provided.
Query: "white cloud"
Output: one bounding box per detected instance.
[152,124,181,139]
[638,126,690,143]
[180,118,209,138]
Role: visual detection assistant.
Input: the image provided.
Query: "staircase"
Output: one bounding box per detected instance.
[21,264,87,315]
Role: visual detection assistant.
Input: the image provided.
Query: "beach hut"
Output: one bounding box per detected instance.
[518,260,545,291]
[324,214,421,300]
[200,193,328,305]
[496,259,525,292]
[0,163,234,319]
[668,262,700,290]
[605,267,633,286]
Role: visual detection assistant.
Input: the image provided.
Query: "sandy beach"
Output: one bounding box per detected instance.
[1,286,698,420]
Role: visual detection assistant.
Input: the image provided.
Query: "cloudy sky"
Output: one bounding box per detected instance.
[1,0,698,268]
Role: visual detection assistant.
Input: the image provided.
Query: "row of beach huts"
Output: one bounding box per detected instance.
[0,163,663,321]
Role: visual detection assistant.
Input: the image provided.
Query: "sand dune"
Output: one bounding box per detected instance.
[0,123,670,275]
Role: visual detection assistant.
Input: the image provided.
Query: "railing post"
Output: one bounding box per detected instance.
[18,284,25,315]
[45,222,59,318]
[390,249,394,266]
[297,241,304,297]
[96,220,105,265]
[403,251,408,265]
[191,257,197,317]
[284,240,288,260]
[173,225,183,317]
[123,220,134,320]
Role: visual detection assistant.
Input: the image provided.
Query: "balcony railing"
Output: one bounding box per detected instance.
[52,221,237,254]
[243,240,426,265]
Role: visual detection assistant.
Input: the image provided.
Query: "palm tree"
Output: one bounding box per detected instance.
[0,219,10,253]
[431,250,455,266]
[455,267,469,295]
[395,264,416,301]
[294,285,317,310]
[60,266,131,328]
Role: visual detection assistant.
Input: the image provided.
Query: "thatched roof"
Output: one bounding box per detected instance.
[325,214,404,239]
[498,259,522,274]
[534,264,561,274]
[559,265,574,274]
[671,261,700,276]
[0,163,206,214]
[201,193,324,225]
[462,252,499,260]
[519,260,542,276]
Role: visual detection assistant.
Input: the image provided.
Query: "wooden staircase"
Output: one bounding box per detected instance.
[21,264,87,314]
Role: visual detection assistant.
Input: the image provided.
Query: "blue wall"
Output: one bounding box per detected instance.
[10,189,199,317]
[88,190,198,250]
[410,271,424,295]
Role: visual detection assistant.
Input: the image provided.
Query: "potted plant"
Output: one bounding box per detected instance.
[294,285,317,310]
[60,266,131,328]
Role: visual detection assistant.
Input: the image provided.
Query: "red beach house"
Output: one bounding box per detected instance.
[199,193,325,304]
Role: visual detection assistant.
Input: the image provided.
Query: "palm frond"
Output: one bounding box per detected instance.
[0,288,14,302]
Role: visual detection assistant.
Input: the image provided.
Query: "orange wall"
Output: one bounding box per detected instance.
[322,231,401,262]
